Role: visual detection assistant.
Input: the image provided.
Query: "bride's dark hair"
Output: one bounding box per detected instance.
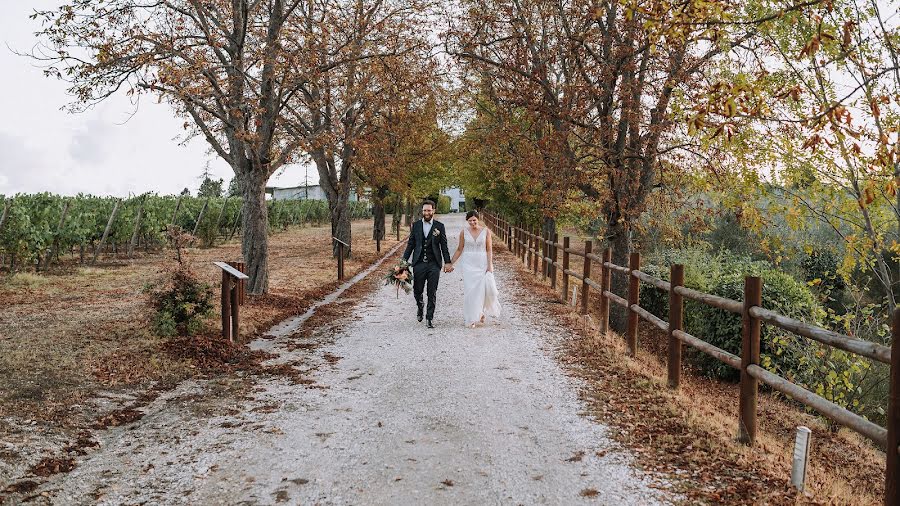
[465,210,480,220]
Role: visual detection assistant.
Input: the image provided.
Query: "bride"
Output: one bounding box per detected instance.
[448,210,502,327]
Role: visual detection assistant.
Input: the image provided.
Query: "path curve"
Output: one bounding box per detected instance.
[35,213,671,505]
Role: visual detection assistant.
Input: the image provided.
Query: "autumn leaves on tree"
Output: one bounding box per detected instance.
[33,0,443,294]
[29,0,900,307]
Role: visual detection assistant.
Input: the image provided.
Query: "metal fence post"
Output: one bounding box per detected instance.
[626,252,641,356]
[668,264,685,388]
[580,241,592,315]
[739,276,762,445]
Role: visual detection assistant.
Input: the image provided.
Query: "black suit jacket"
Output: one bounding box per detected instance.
[403,220,451,266]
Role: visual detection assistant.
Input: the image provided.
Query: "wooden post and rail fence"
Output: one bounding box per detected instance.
[481,210,900,505]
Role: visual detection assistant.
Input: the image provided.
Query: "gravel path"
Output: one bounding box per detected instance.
[29,214,671,505]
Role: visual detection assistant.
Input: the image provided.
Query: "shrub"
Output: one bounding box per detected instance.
[801,250,845,292]
[638,247,878,421]
[639,248,715,336]
[144,227,214,337]
[691,268,821,381]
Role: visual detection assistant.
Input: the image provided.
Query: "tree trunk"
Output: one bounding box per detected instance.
[372,188,387,242]
[372,203,386,241]
[241,172,269,295]
[330,197,352,258]
[392,194,403,233]
[607,219,632,333]
[311,152,353,259]
[404,198,413,226]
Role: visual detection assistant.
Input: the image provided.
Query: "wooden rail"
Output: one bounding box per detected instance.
[483,210,900,504]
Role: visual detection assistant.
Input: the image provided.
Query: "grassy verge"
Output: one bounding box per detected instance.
[0,218,403,431]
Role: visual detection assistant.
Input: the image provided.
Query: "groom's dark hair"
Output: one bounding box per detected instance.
[422,199,436,209]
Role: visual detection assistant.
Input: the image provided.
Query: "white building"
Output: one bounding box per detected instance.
[268,184,363,202]
[442,187,465,212]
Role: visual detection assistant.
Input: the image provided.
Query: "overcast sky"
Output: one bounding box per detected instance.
[0,0,314,198]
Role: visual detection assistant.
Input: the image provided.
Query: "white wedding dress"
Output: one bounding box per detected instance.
[461,227,502,326]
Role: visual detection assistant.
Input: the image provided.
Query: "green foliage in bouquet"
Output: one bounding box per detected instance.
[384,259,414,296]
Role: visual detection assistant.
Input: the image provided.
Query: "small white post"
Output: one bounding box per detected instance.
[571,285,578,307]
[791,426,812,492]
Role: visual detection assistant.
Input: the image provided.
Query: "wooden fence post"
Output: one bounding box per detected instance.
[526,228,532,271]
[599,247,612,334]
[551,232,559,290]
[626,252,641,356]
[668,264,685,388]
[886,308,900,505]
[519,227,524,262]
[512,225,516,258]
[541,229,548,281]
[228,261,247,305]
[231,280,240,341]
[538,229,544,275]
[337,242,345,280]
[526,228,531,269]
[514,226,519,259]
[237,261,246,305]
[221,270,232,342]
[739,276,763,444]
[562,236,570,302]
[580,241,592,315]
[528,227,537,274]
[533,227,540,275]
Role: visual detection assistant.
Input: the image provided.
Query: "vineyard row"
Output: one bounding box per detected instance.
[0,193,372,271]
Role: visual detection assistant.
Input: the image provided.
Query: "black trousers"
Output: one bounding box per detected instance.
[413,259,441,320]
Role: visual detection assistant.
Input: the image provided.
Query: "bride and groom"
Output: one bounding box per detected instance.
[402,200,502,328]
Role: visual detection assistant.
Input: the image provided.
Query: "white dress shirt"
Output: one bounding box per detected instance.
[423,219,433,237]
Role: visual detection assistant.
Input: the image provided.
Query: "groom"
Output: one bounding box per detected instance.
[402,200,452,328]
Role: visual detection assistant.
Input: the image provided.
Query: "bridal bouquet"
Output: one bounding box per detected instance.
[384,259,413,297]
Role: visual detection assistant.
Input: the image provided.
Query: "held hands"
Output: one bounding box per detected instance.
[443,263,455,273]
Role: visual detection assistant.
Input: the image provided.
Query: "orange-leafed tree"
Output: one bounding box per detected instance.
[279,0,436,258]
